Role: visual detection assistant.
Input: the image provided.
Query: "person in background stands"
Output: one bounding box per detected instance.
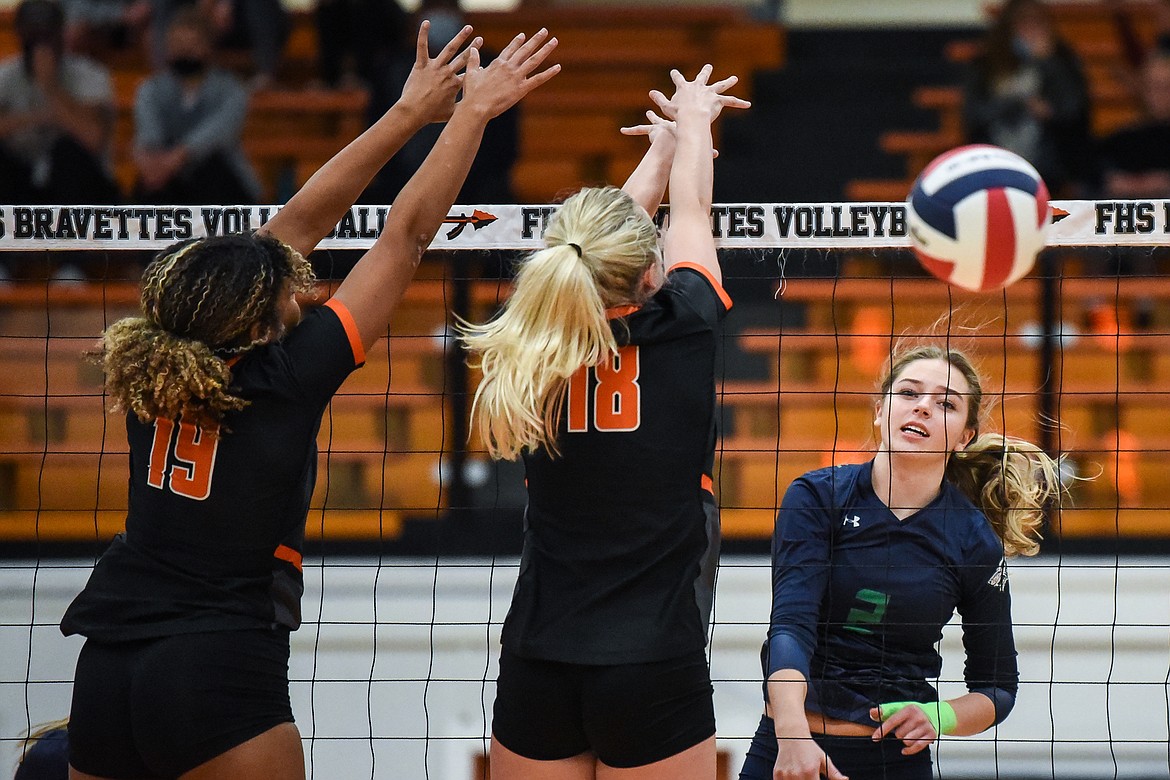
[0,0,120,206]
[132,8,261,204]
[962,0,1091,195]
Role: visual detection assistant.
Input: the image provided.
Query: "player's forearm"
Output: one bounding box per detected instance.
[622,133,675,216]
[947,692,997,736]
[667,107,713,220]
[766,669,812,738]
[379,105,487,252]
[333,105,488,350]
[261,100,430,256]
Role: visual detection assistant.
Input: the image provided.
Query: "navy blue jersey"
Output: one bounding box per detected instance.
[503,264,731,664]
[61,300,365,642]
[764,460,1018,725]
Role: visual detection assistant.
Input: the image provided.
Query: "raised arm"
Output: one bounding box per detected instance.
[332,31,560,352]
[619,110,676,216]
[259,21,480,257]
[653,65,748,281]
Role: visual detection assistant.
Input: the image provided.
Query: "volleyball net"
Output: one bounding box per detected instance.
[1,200,1168,779]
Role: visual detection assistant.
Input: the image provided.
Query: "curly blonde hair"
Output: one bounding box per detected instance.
[99,233,315,426]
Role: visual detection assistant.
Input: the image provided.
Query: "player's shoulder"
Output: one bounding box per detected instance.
[940,480,1002,553]
[664,263,730,305]
[789,462,868,503]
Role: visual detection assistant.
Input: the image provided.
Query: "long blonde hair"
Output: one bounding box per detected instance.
[461,187,660,460]
[99,233,315,427]
[880,344,1061,557]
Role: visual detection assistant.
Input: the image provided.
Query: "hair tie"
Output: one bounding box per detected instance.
[567,242,583,258]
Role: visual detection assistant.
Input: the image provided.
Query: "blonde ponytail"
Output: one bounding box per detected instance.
[461,187,660,460]
[947,433,1062,557]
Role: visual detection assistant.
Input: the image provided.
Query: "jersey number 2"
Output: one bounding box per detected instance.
[566,345,641,432]
[146,418,220,500]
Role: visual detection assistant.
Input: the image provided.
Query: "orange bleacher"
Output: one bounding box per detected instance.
[3,273,1170,544]
[711,276,1170,540]
[846,0,1157,202]
[0,271,510,544]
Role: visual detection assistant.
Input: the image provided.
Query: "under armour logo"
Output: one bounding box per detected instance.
[842,514,861,528]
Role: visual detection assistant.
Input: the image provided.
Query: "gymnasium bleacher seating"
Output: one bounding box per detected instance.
[846,0,1156,201]
[1,4,1166,548]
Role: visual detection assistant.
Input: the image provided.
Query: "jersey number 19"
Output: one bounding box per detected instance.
[146,417,220,500]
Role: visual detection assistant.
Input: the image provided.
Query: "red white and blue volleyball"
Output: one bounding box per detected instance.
[906,144,1050,292]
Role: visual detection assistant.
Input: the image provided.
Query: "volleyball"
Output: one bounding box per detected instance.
[906,144,1050,292]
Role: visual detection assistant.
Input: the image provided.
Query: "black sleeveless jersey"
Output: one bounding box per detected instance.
[503,264,731,664]
[61,300,364,642]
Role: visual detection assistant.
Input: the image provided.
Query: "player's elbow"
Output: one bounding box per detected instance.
[973,686,1016,725]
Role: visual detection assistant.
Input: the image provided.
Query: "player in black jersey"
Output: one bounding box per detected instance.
[460,67,748,780]
[59,23,558,780]
[739,344,1063,780]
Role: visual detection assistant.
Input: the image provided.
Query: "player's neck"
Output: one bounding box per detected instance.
[871,451,945,520]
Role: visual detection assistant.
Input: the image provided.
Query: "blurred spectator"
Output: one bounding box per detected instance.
[1109,0,1170,72]
[60,0,151,57]
[361,3,518,205]
[149,0,289,88]
[1098,53,1170,198]
[962,0,1091,195]
[1091,53,1170,289]
[0,0,120,205]
[314,0,410,89]
[132,8,261,203]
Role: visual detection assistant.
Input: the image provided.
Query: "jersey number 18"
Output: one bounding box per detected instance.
[566,345,641,433]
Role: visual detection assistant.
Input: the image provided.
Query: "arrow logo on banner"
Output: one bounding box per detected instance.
[1051,206,1070,223]
[444,209,498,239]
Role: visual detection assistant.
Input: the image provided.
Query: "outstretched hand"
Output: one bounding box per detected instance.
[459,28,561,120]
[620,109,676,145]
[650,64,751,123]
[621,108,723,157]
[399,21,483,124]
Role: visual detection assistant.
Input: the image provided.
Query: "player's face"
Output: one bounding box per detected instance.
[876,358,974,456]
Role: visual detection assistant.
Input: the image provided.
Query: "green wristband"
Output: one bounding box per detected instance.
[877,700,958,736]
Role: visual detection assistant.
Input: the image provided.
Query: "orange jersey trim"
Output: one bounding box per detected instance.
[670,262,733,311]
[701,473,714,494]
[606,304,642,319]
[324,298,366,366]
[274,544,303,572]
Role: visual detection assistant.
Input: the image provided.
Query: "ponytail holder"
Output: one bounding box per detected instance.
[567,242,583,258]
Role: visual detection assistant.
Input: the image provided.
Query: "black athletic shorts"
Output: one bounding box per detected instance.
[492,646,716,768]
[68,627,294,778]
[739,714,933,780]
